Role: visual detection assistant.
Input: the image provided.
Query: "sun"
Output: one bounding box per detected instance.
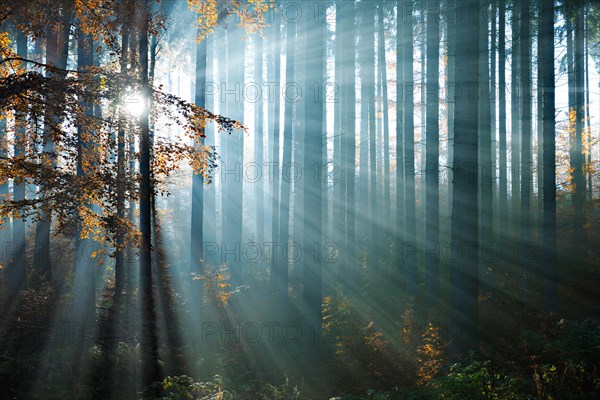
[123,91,145,117]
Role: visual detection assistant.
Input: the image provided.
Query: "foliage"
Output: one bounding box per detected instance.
[187,0,274,41]
[416,323,446,385]
[425,357,527,400]
[155,374,301,400]
[323,294,412,391]
[524,318,600,399]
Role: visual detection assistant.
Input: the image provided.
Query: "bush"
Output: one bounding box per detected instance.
[426,357,527,400]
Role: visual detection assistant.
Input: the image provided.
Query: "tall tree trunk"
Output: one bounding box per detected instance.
[34,2,73,282]
[520,0,532,297]
[73,27,96,337]
[479,1,493,297]
[584,9,592,202]
[9,30,27,295]
[359,1,370,274]
[254,34,264,250]
[138,0,160,391]
[269,12,281,295]
[190,26,207,315]
[367,1,377,272]
[0,112,7,273]
[302,0,325,369]
[539,0,556,312]
[573,5,585,261]
[276,13,296,319]
[424,0,439,313]
[115,19,129,298]
[450,0,479,354]
[510,1,520,248]
[378,2,391,264]
[203,34,216,268]
[490,0,497,213]
[342,0,357,288]
[403,1,416,297]
[396,0,405,286]
[446,0,455,233]
[419,1,426,234]
[334,0,345,282]
[498,0,507,242]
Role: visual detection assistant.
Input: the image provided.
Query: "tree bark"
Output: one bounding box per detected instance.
[450,0,480,354]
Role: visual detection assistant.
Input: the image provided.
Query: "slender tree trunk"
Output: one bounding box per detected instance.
[396,0,406,285]
[0,112,7,273]
[190,26,207,312]
[490,0,497,215]
[573,5,585,260]
[479,1,493,297]
[498,0,507,242]
[359,1,370,273]
[302,0,325,369]
[138,0,160,391]
[203,34,216,268]
[403,1,416,297]
[333,0,346,286]
[269,12,281,294]
[446,0,455,234]
[510,2,520,248]
[35,2,73,282]
[450,0,479,354]
[115,21,128,298]
[73,27,96,335]
[419,1,426,233]
[520,0,532,297]
[342,0,357,288]
[367,2,377,271]
[378,1,391,264]
[424,0,439,313]
[9,30,27,294]
[584,10,592,202]
[277,14,296,319]
[539,0,556,312]
[255,34,264,250]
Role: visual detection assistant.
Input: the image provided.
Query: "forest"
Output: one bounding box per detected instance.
[0,0,599,399]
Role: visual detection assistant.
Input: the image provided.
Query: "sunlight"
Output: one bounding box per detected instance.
[123,91,145,117]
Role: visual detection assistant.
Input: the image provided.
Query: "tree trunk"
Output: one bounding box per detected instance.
[573,5,585,261]
[302,0,325,369]
[9,30,27,294]
[138,0,160,391]
[520,0,532,297]
[378,2,391,265]
[539,0,556,312]
[396,0,405,286]
[269,12,281,295]
[342,0,357,288]
[190,26,207,314]
[479,1,493,297]
[34,2,73,282]
[510,2,520,247]
[255,33,264,250]
[424,0,439,313]
[498,0,508,243]
[403,1,416,297]
[450,0,479,354]
[276,12,296,319]
[359,1,370,274]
